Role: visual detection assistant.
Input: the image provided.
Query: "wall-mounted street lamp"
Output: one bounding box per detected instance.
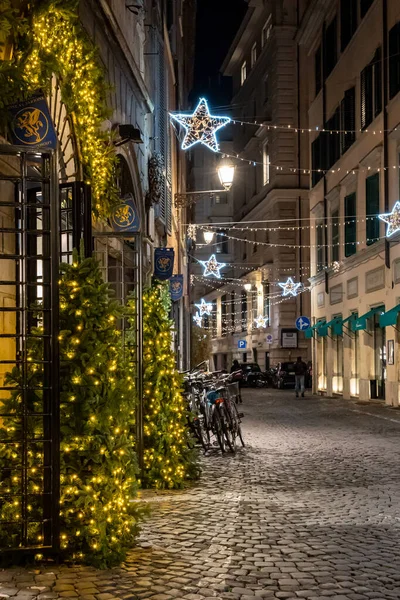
[203,230,215,244]
[217,159,236,191]
[175,158,237,208]
[244,283,252,292]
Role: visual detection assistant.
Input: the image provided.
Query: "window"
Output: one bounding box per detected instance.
[241,61,247,85]
[331,209,340,262]
[389,22,400,99]
[263,143,270,185]
[315,45,322,96]
[263,282,270,324]
[341,0,357,52]
[326,108,341,169]
[324,16,338,78]
[251,42,257,67]
[360,0,374,18]
[361,48,382,129]
[241,291,247,333]
[251,292,258,323]
[221,295,227,336]
[311,136,324,187]
[216,230,228,254]
[213,194,227,205]
[316,221,325,272]
[340,87,356,153]
[344,192,357,257]
[262,15,272,47]
[366,173,380,245]
[230,293,235,330]
[263,75,269,103]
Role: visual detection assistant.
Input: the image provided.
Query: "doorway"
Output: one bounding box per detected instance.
[372,311,386,399]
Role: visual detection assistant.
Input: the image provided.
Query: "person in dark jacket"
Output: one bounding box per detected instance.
[294,356,307,398]
[230,359,241,374]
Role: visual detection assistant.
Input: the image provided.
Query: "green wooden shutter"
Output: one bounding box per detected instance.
[366,173,380,245]
[331,209,339,262]
[345,193,356,257]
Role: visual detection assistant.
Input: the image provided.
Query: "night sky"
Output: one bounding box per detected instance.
[190,0,248,109]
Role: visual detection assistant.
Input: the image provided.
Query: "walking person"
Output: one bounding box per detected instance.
[294,356,307,398]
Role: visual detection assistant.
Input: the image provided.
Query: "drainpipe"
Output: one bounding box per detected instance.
[383,0,390,269]
[322,22,329,295]
[297,0,303,316]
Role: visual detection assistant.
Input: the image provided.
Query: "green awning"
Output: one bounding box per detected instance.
[343,313,358,332]
[304,328,313,339]
[316,320,328,337]
[379,304,400,328]
[354,306,384,331]
[306,320,326,338]
[328,317,343,336]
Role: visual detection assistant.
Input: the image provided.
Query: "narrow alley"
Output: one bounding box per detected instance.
[2,390,400,600]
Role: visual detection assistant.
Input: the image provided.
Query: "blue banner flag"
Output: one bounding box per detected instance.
[111,194,140,233]
[9,93,57,150]
[154,247,174,280]
[170,275,184,301]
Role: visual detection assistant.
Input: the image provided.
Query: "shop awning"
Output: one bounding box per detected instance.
[327,317,343,336]
[316,320,328,337]
[354,306,385,331]
[342,313,358,332]
[305,320,325,339]
[379,304,400,328]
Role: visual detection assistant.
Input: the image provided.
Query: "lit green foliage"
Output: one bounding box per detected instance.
[0,0,119,219]
[133,281,199,489]
[0,251,142,567]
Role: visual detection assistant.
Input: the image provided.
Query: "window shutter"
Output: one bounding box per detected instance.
[315,45,322,96]
[324,17,337,78]
[389,23,400,100]
[345,193,357,257]
[331,209,340,262]
[311,136,323,187]
[361,63,373,129]
[341,87,355,153]
[374,47,382,117]
[340,0,357,52]
[366,173,380,245]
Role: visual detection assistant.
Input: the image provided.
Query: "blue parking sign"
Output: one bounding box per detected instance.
[296,316,311,331]
[238,340,247,349]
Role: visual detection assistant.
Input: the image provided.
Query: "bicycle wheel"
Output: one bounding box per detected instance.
[194,417,209,452]
[219,403,235,453]
[231,402,245,447]
[212,408,226,453]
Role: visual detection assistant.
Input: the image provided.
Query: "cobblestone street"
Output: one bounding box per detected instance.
[2,390,400,600]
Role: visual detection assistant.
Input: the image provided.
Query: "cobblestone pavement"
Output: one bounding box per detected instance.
[2,390,400,600]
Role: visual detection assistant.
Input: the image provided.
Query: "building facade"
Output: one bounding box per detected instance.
[194,0,311,372]
[298,0,400,405]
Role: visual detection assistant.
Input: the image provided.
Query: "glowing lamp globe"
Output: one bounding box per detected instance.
[203,230,215,244]
[217,160,235,191]
[244,283,252,292]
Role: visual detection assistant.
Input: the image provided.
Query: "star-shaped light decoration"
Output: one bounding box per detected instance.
[278,277,302,297]
[199,254,226,279]
[254,315,268,329]
[169,98,231,153]
[195,298,213,316]
[193,312,202,327]
[379,201,400,237]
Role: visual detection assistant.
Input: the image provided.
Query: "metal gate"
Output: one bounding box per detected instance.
[0,146,60,554]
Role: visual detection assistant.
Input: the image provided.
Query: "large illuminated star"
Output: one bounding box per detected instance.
[254,315,268,329]
[379,201,400,237]
[169,98,231,152]
[195,298,213,316]
[199,254,226,279]
[278,277,302,297]
[193,312,202,327]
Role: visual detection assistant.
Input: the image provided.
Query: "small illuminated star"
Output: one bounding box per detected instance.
[278,277,302,297]
[193,312,202,327]
[195,298,213,316]
[379,201,400,237]
[254,315,268,328]
[169,98,231,152]
[199,254,226,279]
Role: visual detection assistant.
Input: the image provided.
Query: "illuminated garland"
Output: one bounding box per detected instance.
[138,282,199,489]
[0,250,142,567]
[0,0,119,219]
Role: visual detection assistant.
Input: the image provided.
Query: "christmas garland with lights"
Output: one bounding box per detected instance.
[0,0,119,219]
[133,282,199,489]
[0,251,142,567]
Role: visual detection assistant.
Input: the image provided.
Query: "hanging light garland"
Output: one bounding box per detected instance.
[278,277,302,297]
[195,298,213,316]
[379,201,400,237]
[199,254,226,279]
